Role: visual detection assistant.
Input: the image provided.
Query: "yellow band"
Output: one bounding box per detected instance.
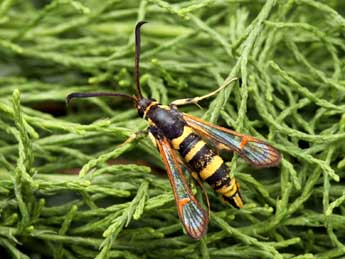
[199,156,223,180]
[171,126,193,149]
[217,179,236,196]
[185,141,205,162]
[143,101,158,119]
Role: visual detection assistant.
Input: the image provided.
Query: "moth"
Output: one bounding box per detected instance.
[67,21,281,239]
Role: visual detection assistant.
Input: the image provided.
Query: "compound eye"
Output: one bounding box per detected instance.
[137,107,145,118]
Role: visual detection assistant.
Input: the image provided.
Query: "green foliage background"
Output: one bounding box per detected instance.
[0,0,345,258]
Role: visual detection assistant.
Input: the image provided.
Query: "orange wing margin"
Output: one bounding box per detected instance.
[155,137,209,239]
[183,113,281,168]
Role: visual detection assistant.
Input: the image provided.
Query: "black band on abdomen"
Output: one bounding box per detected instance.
[179,133,200,157]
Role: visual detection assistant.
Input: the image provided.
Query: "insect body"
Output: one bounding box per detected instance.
[141,100,243,209]
[67,21,281,240]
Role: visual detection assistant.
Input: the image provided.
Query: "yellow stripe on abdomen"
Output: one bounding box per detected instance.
[199,155,224,180]
[184,141,206,162]
[216,179,237,197]
[171,126,193,149]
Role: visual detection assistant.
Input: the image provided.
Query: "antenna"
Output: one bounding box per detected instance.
[135,21,147,98]
[66,22,148,106]
[66,92,135,107]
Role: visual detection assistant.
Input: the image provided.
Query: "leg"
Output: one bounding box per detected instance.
[170,77,238,107]
[121,130,148,146]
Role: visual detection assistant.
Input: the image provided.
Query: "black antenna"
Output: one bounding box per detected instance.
[135,21,147,98]
[66,22,148,107]
[66,92,136,107]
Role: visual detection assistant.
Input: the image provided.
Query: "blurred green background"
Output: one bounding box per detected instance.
[0,0,344,258]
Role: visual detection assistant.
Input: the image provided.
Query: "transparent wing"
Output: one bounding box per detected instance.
[156,137,209,239]
[183,113,281,168]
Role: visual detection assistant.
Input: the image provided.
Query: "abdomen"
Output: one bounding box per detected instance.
[171,126,243,208]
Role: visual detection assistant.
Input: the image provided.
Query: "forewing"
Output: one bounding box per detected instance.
[183,113,281,168]
[156,137,209,239]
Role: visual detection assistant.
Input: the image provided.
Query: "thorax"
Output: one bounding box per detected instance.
[145,103,186,140]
